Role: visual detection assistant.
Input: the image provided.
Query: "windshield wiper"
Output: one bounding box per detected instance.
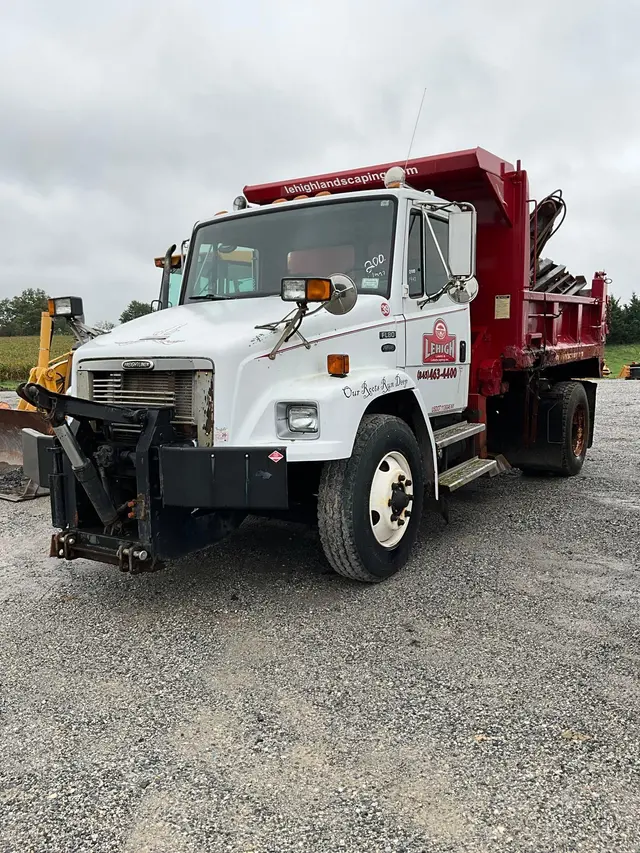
[189,294,232,301]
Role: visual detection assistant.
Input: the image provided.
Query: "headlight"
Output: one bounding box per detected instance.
[47,296,84,318]
[287,404,318,433]
[281,279,308,302]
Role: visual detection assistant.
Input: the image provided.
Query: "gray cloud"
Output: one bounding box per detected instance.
[1,0,639,322]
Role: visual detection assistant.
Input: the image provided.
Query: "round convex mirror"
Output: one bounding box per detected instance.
[447,276,479,304]
[324,274,358,316]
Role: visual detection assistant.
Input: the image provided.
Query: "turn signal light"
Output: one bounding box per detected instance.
[306,278,332,301]
[328,354,349,377]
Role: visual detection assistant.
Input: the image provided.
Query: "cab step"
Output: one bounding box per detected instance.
[433,420,486,449]
[438,456,499,492]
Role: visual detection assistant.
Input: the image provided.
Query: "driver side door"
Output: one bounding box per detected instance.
[403,206,470,417]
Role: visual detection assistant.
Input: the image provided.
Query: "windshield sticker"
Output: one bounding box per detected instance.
[342,374,409,400]
[381,302,391,317]
[215,427,229,443]
[361,278,379,290]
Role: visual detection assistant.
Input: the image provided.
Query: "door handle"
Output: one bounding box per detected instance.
[460,341,467,363]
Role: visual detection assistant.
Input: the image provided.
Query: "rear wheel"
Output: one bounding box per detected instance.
[521,381,590,477]
[317,414,424,583]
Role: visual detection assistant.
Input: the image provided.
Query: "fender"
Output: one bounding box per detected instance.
[233,367,439,500]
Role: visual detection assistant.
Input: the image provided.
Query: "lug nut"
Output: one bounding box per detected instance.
[58,549,64,557]
[68,538,75,545]
[397,519,405,526]
[405,511,412,517]
[405,480,412,487]
[398,474,406,482]
[135,550,148,561]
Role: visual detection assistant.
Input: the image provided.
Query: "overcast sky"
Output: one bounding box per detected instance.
[2,0,639,322]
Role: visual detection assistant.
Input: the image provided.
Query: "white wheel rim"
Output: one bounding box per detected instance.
[369,450,414,549]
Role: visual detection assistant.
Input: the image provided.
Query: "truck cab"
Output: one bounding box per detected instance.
[21,148,607,582]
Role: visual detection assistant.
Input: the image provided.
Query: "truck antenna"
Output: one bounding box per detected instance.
[404,87,427,172]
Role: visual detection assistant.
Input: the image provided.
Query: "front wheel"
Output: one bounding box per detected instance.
[317,414,424,582]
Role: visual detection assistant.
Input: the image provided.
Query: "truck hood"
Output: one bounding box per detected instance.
[74,295,393,364]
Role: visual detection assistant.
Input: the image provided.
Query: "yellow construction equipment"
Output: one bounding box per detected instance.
[0,304,85,500]
[0,246,184,499]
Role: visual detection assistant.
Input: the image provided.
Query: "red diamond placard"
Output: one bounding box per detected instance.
[268,450,284,463]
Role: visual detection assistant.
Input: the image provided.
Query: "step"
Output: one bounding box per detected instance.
[438,456,499,492]
[432,420,486,450]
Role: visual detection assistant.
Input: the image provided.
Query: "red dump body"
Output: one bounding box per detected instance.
[244,148,608,396]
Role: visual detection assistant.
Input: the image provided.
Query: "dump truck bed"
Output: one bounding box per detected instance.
[245,147,608,393]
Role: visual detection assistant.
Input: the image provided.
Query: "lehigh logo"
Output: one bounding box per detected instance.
[422,319,456,364]
[122,359,154,370]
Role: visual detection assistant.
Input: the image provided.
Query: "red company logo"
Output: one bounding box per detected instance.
[268,450,284,463]
[380,302,390,317]
[422,318,456,364]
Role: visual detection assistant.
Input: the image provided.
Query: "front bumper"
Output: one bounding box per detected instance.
[20,385,288,571]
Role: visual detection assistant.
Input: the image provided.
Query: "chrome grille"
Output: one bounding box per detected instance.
[91,370,195,424]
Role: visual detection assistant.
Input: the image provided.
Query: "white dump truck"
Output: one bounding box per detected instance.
[20,148,607,581]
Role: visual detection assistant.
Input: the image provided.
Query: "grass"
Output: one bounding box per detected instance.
[0,335,74,384]
[0,336,638,386]
[603,344,640,378]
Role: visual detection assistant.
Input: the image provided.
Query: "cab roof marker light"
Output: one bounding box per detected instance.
[384,166,406,189]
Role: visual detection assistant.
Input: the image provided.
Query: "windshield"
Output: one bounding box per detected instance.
[168,271,182,307]
[183,197,397,301]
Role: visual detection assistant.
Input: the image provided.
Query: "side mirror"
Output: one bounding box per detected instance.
[448,208,477,279]
[324,273,357,316]
[447,275,479,304]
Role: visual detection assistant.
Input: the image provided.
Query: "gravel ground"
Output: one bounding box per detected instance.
[0,380,639,853]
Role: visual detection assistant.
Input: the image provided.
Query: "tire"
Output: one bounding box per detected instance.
[521,381,590,477]
[317,414,425,583]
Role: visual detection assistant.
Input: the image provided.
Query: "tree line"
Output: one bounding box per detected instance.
[606,294,640,345]
[0,289,152,336]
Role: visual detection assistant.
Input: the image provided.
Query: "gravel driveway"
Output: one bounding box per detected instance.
[1,380,638,852]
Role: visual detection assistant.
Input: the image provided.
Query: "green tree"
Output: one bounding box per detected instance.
[0,288,49,336]
[607,295,629,344]
[119,300,153,324]
[625,292,640,343]
[0,298,13,336]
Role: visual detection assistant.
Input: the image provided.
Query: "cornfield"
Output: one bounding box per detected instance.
[0,336,74,381]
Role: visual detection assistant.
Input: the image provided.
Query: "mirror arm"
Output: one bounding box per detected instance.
[423,212,452,280]
[255,303,320,360]
[418,283,451,309]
